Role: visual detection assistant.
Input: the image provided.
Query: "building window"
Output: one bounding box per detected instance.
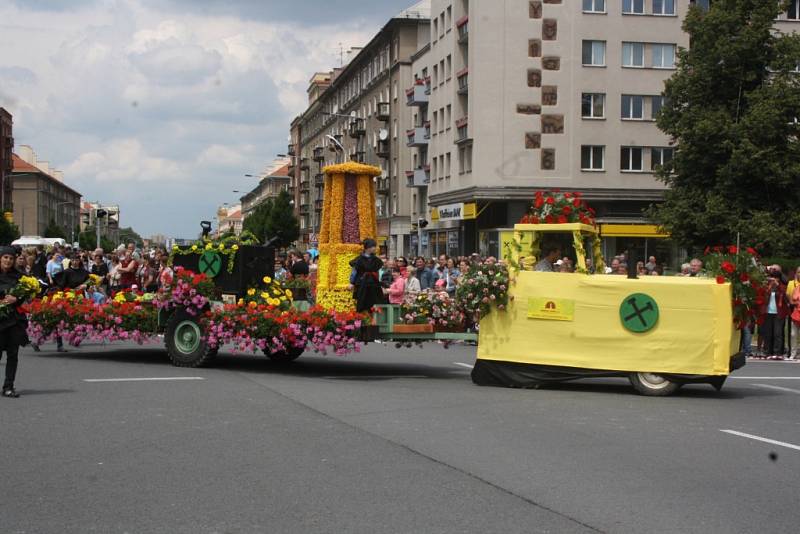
[621,95,644,119]
[622,0,645,14]
[446,5,452,29]
[621,146,644,171]
[652,0,675,15]
[446,55,452,79]
[581,146,605,170]
[651,147,674,170]
[433,65,438,86]
[582,40,606,66]
[651,44,676,69]
[582,0,606,12]
[622,42,644,67]
[651,95,665,119]
[446,104,452,128]
[788,0,800,19]
[582,93,605,118]
[433,19,438,40]
[446,152,451,177]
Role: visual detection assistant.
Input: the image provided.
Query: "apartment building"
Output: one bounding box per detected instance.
[406,0,691,260]
[289,1,431,256]
[0,108,12,215]
[239,163,291,220]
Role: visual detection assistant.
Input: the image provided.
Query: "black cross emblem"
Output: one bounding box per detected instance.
[199,252,222,276]
[624,297,654,328]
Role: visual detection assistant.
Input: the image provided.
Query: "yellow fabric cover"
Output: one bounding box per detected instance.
[478,272,737,376]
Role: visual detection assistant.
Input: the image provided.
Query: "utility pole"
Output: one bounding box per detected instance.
[95,208,107,249]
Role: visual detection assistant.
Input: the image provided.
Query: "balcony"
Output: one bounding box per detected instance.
[348,118,366,138]
[455,116,470,144]
[376,177,391,193]
[287,163,296,175]
[300,178,310,192]
[376,139,390,158]
[300,203,310,215]
[287,143,295,156]
[300,158,310,170]
[424,120,431,139]
[312,146,325,162]
[406,82,429,106]
[457,15,469,44]
[349,150,366,162]
[376,102,390,121]
[457,68,469,95]
[314,173,325,187]
[406,127,429,147]
[424,76,431,95]
[405,167,430,188]
[315,199,324,211]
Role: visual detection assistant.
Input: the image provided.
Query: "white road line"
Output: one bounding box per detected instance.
[730,376,800,380]
[720,430,800,452]
[453,362,474,369]
[753,384,800,395]
[83,377,205,383]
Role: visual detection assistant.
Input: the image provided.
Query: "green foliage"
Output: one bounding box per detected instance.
[242,191,300,248]
[78,231,115,252]
[242,198,273,243]
[118,227,143,248]
[650,0,800,257]
[0,217,21,245]
[43,218,67,239]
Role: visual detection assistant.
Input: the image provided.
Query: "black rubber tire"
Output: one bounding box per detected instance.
[628,372,681,396]
[265,346,304,363]
[165,309,216,368]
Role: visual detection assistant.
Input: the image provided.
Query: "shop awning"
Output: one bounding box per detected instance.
[599,224,670,238]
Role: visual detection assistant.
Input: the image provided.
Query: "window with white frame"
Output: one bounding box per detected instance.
[788,0,800,19]
[582,93,605,118]
[652,44,676,68]
[621,146,644,171]
[651,147,674,170]
[582,40,606,66]
[651,95,665,119]
[581,146,605,170]
[621,95,644,119]
[622,0,645,14]
[622,42,644,67]
[653,0,675,15]
[583,0,605,12]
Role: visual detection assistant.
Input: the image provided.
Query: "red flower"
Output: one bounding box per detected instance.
[531,216,540,224]
[572,198,581,208]
[739,273,749,282]
[746,247,758,256]
[562,205,572,215]
[713,246,722,253]
[534,197,544,208]
[564,192,572,199]
[573,191,581,198]
[704,247,710,255]
[520,215,530,223]
[716,275,726,284]
[721,261,735,274]
[545,215,555,224]
[546,197,555,205]
[535,191,543,200]
[728,246,738,254]
[557,215,568,224]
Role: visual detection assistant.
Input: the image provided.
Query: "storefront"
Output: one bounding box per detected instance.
[599,224,680,272]
[425,202,477,258]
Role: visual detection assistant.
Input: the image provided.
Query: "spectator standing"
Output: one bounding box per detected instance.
[387,268,406,304]
[414,257,435,290]
[760,272,789,359]
[688,258,704,277]
[46,250,64,286]
[787,267,800,359]
[645,256,657,274]
[405,266,421,296]
[118,250,137,290]
[288,250,309,277]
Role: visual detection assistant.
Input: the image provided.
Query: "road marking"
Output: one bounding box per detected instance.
[83,377,205,382]
[720,430,800,452]
[730,376,800,380]
[453,362,474,369]
[753,383,800,394]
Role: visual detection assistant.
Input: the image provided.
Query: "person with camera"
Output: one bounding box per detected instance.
[760,268,789,359]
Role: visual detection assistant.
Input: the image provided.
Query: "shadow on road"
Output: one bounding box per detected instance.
[16,388,77,396]
[530,378,783,399]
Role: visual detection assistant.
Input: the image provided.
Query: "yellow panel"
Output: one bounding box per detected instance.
[430,207,439,221]
[515,223,598,234]
[463,202,477,220]
[600,224,670,238]
[478,273,735,376]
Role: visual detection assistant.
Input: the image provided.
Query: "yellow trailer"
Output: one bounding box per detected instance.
[474,223,744,396]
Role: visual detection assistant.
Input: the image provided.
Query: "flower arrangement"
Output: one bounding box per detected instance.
[156,268,217,316]
[401,290,465,330]
[703,245,765,329]
[519,191,595,225]
[0,275,41,318]
[240,275,293,311]
[88,274,104,287]
[167,230,257,274]
[455,263,511,319]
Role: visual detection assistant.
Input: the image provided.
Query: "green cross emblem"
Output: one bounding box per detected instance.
[619,293,659,333]
[198,251,222,278]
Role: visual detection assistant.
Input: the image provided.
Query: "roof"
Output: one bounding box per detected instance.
[395,0,430,19]
[11,153,82,197]
[225,209,242,220]
[271,164,290,177]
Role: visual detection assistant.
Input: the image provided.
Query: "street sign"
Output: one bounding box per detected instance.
[198,251,223,278]
[619,293,659,333]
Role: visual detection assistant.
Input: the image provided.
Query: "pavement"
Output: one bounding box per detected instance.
[1,341,799,533]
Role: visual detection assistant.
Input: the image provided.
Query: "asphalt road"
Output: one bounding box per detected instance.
[2,341,799,534]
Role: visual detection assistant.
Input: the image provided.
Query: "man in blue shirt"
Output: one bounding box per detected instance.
[414,257,435,290]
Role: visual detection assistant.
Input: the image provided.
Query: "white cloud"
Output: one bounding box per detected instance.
[67,139,184,183]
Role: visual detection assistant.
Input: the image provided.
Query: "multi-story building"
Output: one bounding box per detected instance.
[290,1,431,256]
[12,146,82,239]
[409,0,692,261]
[240,163,291,219]
[0,108,13,215]
[216,204,243,237]
[80,201,120,244]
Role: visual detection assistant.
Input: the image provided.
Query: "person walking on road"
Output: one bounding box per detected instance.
[0,247,28,398]
[787,267,800,359]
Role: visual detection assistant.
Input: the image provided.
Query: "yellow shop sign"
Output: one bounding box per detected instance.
[527,297,575,322]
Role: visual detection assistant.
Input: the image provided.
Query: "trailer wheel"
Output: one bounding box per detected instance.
[629,373,681,396]
[265,347,304,363]
[165,310,216,368]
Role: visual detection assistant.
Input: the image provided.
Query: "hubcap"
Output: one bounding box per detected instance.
[174,320,201,354]
[638,372,671,389]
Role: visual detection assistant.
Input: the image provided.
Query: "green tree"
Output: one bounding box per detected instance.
[265,190,300,248]
[650,0,800,256]
[43,218,67,239]
[118,227,143,248]
[0,217,20,245]
[78,230,115,252]
[242,198,274,243]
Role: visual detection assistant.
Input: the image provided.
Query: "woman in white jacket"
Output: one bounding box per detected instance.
[404,266,421,296]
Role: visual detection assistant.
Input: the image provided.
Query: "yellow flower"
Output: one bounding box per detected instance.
[260,292,269,299]
[218,244,225,250]
[172,245,179,251]
[232,244,239,251]
[248,301,257,308]
[205,243,212,250]
[191,245,198,251]
[285,289,293,298]
[237,298,244,305]
[247,288,256,296]
[262,276,272,284]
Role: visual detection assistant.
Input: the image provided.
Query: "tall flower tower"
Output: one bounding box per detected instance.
[316,162,382,311]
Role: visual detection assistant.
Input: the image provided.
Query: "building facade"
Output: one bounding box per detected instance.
[290,1,431,256]
[80,202,120,244]
[12,146,81,239]
[240,163,291,219]
[0,108,13,215]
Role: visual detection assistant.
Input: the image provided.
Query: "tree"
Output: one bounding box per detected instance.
[118,227,143,248]
[265,190,300,248]
[242,198,274,244]
[649,0,800,256]
[78,230,115,252]
[0,217,20,245]
[43,218,67,239]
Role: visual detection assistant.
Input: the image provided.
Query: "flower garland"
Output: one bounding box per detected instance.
[240,275,293,311]
[519,191,595,225]
[0,275,40,318]
[401,290,465,329]
[155,268,217,316]
[322,162,382,178]
[703,245,765,329]
[455,263,510,319]
[356,175,377,242]
[327,174,346,242]
[167,230,256,274]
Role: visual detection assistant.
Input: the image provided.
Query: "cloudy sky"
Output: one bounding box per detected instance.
[0,0,416,238]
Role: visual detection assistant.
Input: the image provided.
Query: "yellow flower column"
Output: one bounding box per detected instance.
[316,162,382,312]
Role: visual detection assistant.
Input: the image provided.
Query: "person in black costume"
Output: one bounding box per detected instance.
[0,246,28,398]
[50,257,91,353]
[349,238,384,313]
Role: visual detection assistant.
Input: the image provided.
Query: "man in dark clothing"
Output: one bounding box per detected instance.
[288,250,309,277]
[350,239,383,313]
